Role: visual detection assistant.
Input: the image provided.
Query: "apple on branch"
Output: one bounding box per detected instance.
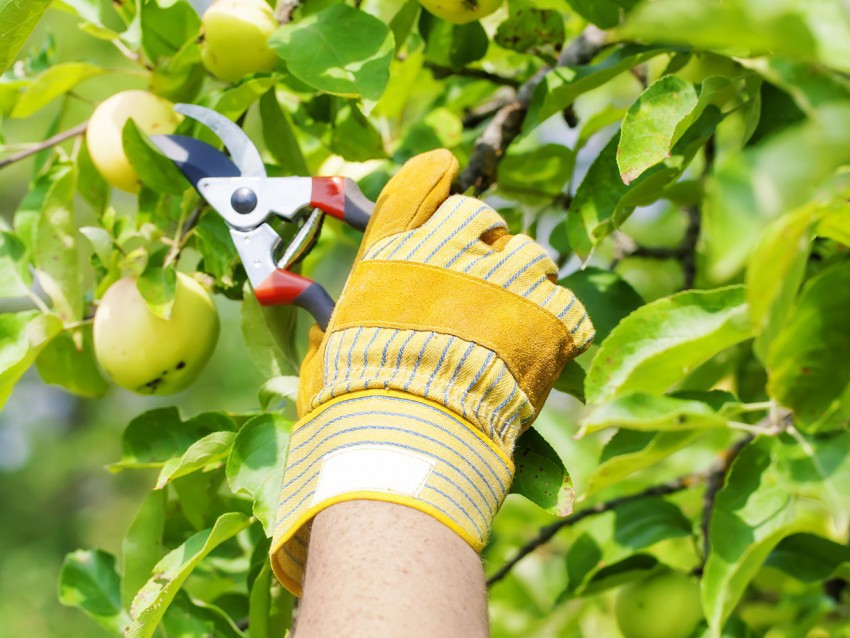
[86,90,180,193]
[201,0,280,82]
[418,0,503,24]
[93,273,220,395]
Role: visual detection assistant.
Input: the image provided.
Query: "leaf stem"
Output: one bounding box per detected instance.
[0,121,88,171]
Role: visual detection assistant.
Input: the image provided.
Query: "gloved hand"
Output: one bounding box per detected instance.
[270,149,594,595]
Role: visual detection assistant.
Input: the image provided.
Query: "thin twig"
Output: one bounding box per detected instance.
[424,62,521,88]
[457,26,609,194]
[486,475,695,587]
[0,121,88,171]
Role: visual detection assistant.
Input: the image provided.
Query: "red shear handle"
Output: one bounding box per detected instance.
[254,269,335,331]
[310,177,373,231]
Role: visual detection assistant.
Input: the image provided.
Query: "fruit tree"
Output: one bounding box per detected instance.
[1,1,850,637]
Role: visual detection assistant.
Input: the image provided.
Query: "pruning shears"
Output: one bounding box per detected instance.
[152,104,374,331]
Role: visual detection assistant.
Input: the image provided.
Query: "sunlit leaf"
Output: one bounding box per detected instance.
[0,311,62,409]
[585,286,752,404]
[155,431,236,489]
[126,512,250,638]
[226,414,292,535]
[58,549,130,634]
[768,261,850,431]
[111,408,237,471]
[270,5,394,102]
[0,0,52,75]
[35,325,109,398]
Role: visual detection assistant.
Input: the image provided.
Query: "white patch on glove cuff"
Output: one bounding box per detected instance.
[311,444,436,506]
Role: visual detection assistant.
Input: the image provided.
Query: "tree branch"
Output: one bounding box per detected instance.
[424,62,521,88]
[486,474,695,587]
[0,121,88,171]
[457,26,609,194]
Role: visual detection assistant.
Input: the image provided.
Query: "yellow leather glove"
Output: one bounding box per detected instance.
[270,149,594,595]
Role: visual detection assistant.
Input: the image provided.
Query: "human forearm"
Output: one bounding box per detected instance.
[296,501,488,638]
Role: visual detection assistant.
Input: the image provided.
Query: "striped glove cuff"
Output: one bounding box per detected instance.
[270,390,513,595]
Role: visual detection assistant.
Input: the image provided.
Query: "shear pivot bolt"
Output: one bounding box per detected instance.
[231,187,258,215]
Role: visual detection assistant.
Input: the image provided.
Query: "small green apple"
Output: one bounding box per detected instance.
[201,0,279,83]
[615,571,704,638]
[418,0,502,24]
[87,90,180,193]
[86,91,180,193]
[94,273,220,395]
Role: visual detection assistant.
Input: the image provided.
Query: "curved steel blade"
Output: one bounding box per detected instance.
[151,134,241,190]
[175,103,266,178]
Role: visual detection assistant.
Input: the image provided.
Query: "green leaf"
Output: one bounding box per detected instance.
[58,549,130,634]
[126,512,251,638]
[248,563,295,638]
[579,392,728,436]
[270,5,394,102]
[569,105,722,257]
[156,431,237,489]
[768,261,850,431]
[121,490,166,609]
[510,427,574,516]
[123,118,188,195]
[241,289,299,379]
[495,7,564,60]
[137,263,177,320]
[766,533,850,583]
[0,231,32,298]
[702,437,797,636]
[161,591,245,638]
[11,62,106,119]
[562,497,692,595]
[206,75,279,121]
[585,286,753,404]
[566,0,639,28]
[703,104,850,281]
[77,141,110,213]
[587,429,703,494]
[553,359,586,402]
[329,101,387,162]
[258,375,300,410]
[34,161,82,322]
[140,0,200,63]
[496,142,574,199]
[623,0,850,74]
[421,13,488,71]
[35,325,109,398]
[226,413,292,535]
[112,407,237,470]
[746,201,835,362]
[0,0,52,75]
[193,212,238,285]
[560,267,643,343]
[259,90,309,176]
[617,76,699,184]
[526,45,669,130]
[0,311,63,409]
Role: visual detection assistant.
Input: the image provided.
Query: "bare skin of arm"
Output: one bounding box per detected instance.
[295,501,489,638]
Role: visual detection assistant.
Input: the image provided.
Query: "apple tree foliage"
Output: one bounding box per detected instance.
[2,0,850,636]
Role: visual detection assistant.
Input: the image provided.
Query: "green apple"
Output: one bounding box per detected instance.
[87,90,180,193]
[201,0,279,82]
[615,571,703,638]
[418,0,502,24]
[94,273,220,395]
